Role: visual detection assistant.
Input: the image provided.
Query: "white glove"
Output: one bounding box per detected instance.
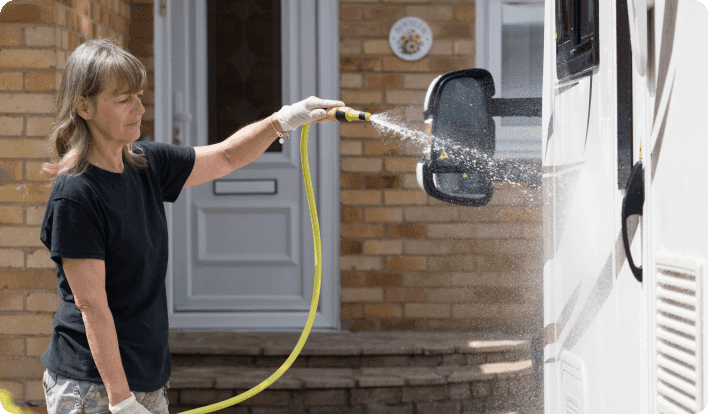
[276,96,345,131]
[109,393,152,414]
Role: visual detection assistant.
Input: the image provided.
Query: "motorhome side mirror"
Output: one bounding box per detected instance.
[418,69,496,207]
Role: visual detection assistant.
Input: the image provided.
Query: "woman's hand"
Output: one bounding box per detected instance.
[276,96,345,131]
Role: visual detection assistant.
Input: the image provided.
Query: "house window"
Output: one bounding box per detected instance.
[207,0,282,152]
[476,0,544,159]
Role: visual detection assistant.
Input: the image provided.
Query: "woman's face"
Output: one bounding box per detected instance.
[80,78,145,145]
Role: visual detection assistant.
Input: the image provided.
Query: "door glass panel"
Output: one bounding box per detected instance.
[207,0,282,151]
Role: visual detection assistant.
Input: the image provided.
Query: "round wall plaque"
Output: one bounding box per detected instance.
[388,17,433,61]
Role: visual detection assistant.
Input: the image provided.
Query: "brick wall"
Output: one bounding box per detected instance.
[0,0,135,407]
[338,0,543,332]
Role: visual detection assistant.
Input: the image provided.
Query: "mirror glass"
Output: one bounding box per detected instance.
[432,77,494,166]
[425,75,494,206]
[432,172,492,201]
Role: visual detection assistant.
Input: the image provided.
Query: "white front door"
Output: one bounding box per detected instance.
[155,0,340,331]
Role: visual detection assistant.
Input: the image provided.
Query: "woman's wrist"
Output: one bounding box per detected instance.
[271,113,285,133]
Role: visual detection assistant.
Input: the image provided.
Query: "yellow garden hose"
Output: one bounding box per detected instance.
[179,107,371,414]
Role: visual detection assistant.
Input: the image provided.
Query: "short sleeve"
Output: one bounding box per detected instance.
[44,198,105,265]
[138,141,196,203]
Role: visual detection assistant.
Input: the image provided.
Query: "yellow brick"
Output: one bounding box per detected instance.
[25,72,57,92]
[27,336,51,356]
[0,226,43,247]
[386,256,426,271]
[26,248,54,269]
[0,116,24,136]
[0,26,24,46]
[0,292,24,311]
[403,240,454,255]
[403,272,453,288]
[385,90,427,105]
[340,140,363,156]
[0,248,24,267]
[341,73,363,89]
[364,207,402,222]
[403,74,440,90]
[427,288,476,303]
[341,157,383,173]
[0,183,51,203]
[0,73,23,91]
[25,380,44,401]
[27,292,61,312]
[340,40,362,55]
[340,122,379,138]
[404,206,457,222]
[26,161,50,181]
[364,6,406,20]
[0,338,24,359]
[383,57,429,72]
[0,94,55,113]
[0,139,53,158]
[363,40,391,55]
[0,206,24,224]
[428,223,476,239]
[428,255,476,272]
[0,382,22,399]
[404,303,450,318]
[341,287,384,303]
[385,157,418,172]
[25,206,46,225]
[340,255,383,271]
[0,315,54,335]
[25,26,56,47]
[0,358,47,378]
[341,190,382,205]
[364,304,402,318]
[0,161,23,181]
[383,190,428,206]
[363,240,402,255]
[454,40,475,55]
[430,40,453,56]
[341,90,383,105]
[454,6,476,21]
[0,49,56,69]
[406,6,453,21]
[26,116,54,136]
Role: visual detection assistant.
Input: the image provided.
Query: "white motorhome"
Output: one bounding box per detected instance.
[417,0,708,413]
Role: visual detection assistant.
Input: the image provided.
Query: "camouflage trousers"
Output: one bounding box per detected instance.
[42,370,169,414]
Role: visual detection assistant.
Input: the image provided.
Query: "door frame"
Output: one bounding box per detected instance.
[154,0,341,331]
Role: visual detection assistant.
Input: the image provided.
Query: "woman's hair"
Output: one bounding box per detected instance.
[39,38,148,187]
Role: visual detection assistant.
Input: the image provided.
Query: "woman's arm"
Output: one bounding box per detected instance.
[63,258,132,406]
[82,304,132,405]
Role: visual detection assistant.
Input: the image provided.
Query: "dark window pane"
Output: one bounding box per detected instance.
[207,0,282,152]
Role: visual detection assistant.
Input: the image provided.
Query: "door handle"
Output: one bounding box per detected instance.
[621,160,644,282]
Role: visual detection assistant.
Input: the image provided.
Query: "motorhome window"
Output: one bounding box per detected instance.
[555,0,599,81]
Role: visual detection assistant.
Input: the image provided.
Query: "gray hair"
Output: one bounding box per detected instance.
[40,38,148,186]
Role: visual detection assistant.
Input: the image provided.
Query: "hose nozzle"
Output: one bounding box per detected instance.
[326,106,371,122]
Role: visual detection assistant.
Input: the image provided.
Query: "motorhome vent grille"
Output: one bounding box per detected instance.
[654,253,705,414]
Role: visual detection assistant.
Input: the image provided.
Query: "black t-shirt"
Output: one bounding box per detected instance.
[39,141,195,392]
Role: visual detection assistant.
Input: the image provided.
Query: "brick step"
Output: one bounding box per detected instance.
[169,332,532,369]
[166,361,539,414]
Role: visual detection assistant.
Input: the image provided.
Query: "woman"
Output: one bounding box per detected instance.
[38,38,343,414]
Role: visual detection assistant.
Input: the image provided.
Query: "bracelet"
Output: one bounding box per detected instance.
[270,113,289,141]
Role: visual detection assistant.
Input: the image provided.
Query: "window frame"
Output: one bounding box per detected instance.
[555,0,600,81]
[475,0,545,160]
